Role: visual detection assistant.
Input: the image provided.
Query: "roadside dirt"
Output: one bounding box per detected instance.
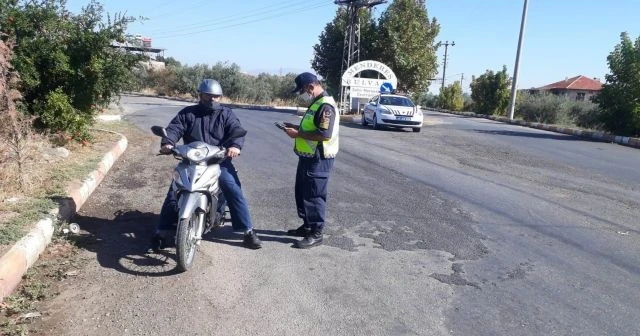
[0,121,155,335]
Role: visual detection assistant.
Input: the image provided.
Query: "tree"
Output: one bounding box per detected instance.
[593,32,640,137]
[156,56,181,68]
[312,7,376,96]
[470,66,512,115]
[0,32,34,191]
[1,0,139,140]
[376,0,439,94]
[439,81,464,111]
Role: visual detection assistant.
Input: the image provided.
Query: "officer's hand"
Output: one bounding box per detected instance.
[284,127,298,138]
[227,147,241,158]
[159,144,174,155]
[284,122,298,130]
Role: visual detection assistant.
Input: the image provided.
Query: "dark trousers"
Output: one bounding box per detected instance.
[157,162,253,233]
[295,155,334,233]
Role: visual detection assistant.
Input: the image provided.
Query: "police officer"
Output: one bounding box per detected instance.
[152,79,262,250]
[281,72,339,249]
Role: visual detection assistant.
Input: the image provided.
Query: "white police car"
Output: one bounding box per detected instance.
[361,94,424,132]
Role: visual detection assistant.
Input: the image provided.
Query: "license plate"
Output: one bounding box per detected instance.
[396,116,410,120]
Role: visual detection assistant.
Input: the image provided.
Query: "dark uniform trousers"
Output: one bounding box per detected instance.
[295,153,334,233]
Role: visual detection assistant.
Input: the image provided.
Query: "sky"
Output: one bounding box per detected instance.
[64,0,640,93]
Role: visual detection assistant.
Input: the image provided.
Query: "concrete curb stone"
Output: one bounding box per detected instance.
[0,132,128,302]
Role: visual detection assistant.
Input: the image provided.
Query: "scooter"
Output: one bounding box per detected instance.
[150,125,246,272]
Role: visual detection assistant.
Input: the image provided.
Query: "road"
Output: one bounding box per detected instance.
[35,95,640,336]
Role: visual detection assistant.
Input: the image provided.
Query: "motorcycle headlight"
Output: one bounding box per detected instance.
[186,147,208,162]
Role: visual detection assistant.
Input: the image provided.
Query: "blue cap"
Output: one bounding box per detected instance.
[292,72,318,93]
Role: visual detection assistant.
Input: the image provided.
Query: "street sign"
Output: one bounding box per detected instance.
[350,86,381,98]
[380,82,394,93]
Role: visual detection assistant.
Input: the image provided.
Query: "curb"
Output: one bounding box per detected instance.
[97,114,122,122]
[0,132,128,302]
[427,108,640,150]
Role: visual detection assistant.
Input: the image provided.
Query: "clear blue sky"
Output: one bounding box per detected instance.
[65,0,640,93]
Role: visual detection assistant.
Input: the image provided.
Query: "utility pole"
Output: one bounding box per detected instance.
[460,73,464,87]
[335,0,386,114]
[508,0,529,120]
[440,41,455,90]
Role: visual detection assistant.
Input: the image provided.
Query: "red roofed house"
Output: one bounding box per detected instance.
[530,75,603,101]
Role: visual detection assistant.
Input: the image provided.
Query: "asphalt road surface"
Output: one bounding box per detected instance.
[34,95,640,336]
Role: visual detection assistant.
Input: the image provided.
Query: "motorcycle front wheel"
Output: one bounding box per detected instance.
[175,212,201,272]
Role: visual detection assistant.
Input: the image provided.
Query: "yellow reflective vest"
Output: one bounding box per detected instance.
[294,95,340,158]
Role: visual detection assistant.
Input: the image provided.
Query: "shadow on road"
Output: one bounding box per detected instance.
[204,227,297,248]
[472,129,589,141]
[71,210,182,277]
[341,121,417,133]
[71,210,299,276]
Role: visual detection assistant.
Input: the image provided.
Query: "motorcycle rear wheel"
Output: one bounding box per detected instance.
[176,213,200,272]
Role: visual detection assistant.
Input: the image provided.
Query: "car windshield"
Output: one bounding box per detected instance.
[379,96,415,107]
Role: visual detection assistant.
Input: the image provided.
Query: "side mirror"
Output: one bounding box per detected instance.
[151,126,167,137]
[370,102,377,106]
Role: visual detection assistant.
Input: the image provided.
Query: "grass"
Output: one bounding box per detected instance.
[0,269,51,336]
[0,198,56,245]
[0,319,29,336]
[0,222,83,336]
[0,122,126,248]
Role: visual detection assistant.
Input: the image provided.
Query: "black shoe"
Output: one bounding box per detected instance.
[149,230,176,252]
[287,225,311,237]
[149,234,168,252]
[295,232,323,249]
[243,231,262,249]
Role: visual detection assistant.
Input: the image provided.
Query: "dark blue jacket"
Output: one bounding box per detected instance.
[161,103,245,151]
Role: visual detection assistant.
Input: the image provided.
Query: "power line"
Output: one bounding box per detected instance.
[142,0,178,17]
[153,2,332,39]
[152,1,328,36]
[146,0,314,34]
[146,0,233,19]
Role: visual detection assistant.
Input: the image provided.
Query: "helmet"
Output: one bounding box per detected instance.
[198,79,223,95]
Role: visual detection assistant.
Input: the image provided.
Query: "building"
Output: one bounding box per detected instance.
[530,75,603,101]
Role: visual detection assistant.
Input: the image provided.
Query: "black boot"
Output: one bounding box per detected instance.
[287,225,311,237]
[295,231,323,249]
[149,230,175,252]
[243,231,262,249]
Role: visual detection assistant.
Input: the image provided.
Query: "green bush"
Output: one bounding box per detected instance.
[415,92,438,108]
[516,92,569,124]
[133,61,299,105]
[515,92,601,127]
[593,32,640,137]
[470,66,511,115]
[38,88,92,141]
[570,101,602,129]
[439,81,464,111]
[2,0,139,141]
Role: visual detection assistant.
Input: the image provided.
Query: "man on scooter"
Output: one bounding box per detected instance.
[151,79,262,250]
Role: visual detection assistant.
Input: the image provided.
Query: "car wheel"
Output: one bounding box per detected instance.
[361,112,368,126]
[373,114,380,130]
[412,127,421,133]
